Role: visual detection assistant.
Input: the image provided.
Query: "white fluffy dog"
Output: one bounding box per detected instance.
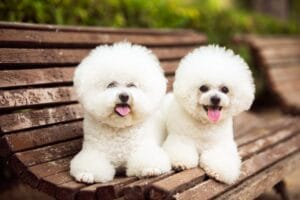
[70,42,171,183]
[163,45,255,184]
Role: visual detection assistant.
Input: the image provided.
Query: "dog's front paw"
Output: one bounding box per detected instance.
[141,168,166,177]
[172,162,190,172]
[200,149,241,184]
[74,172,95,184]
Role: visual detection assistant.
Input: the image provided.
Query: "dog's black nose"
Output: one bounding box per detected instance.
[119,93,129,103]
[210,96,220,105]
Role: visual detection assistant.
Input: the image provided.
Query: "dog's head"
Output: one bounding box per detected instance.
[74,42,167,128]
[174,45,255,124]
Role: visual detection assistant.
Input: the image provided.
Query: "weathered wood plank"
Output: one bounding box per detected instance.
[238,124,300,160]
[77,177,136,200]
[0,86,77,109]
[268,64,300,82]
[233,112,263,138]
[0,47,193,66]
[0,67,75,88]
[38,171,74,196]
[0,103,83,133]
[15,138,82,167]
[56,181,87,200]
[149,168,206,200]
[235,117,294,146]
[0,29,206,48]
[172,133,300,200]
[123,173,172,200]
[0,21,198,35]
[21,156,73,188]
[2,121,83,155]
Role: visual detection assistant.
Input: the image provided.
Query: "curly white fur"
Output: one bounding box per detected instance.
[163,45,255,184]
[70,42,171,183]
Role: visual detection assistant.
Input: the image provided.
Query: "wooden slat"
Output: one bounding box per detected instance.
[268,64,300,81]
[0,67,75,88]
[0,47,193,66]
[149,168,206,200]
[0,86,76,109]
[123,173,172,200]
[0,103,83,133]
[0,29,206,48]
[1,121,83,155]
[172,133,300,200]
[14,138,82,167]
[261,46,300,61]
[56,180,87,200]
[77,177,136,200]
[238,123,300,160]
[233,112,265,138]
[38,171,75,196]
[0,21,198,35]
[215,152,300,200]
[21,156,73,188]
[236,35,300,48]
[235,117,294,146]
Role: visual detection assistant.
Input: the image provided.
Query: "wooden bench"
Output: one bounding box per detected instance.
[235,35,300,114]
[0,22,299,200]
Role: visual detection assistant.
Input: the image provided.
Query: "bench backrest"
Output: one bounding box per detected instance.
[243,36,300,114]
[0,22,207,160]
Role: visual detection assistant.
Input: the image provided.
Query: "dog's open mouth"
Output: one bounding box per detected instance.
[203,105,222,123]
[114,104,131,117]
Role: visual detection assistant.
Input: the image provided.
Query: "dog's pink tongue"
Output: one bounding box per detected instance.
[207,108,221,123]
[115,106,130,117]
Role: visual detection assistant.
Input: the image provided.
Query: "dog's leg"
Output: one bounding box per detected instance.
[70,147,115,183]
[126,143,171,178]
[199,142,241,184]
[163,134,198,171]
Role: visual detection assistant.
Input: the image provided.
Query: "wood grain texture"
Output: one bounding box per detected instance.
[0,86,77,109]
[0,103,83,133]
[0,47,193,66]
[0,67,75,88]
[0,28,206,48]
[2,121,83,155]
[123,173,172,200]
[14,138,82,167]
[77,177,136,200]
[0,21,199,35]
[149,168,206,200]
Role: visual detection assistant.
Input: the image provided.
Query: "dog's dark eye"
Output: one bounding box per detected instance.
[199,85,209,92]
[221,86,229,94]
[107,81,117,88]
[127,83,137,88]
